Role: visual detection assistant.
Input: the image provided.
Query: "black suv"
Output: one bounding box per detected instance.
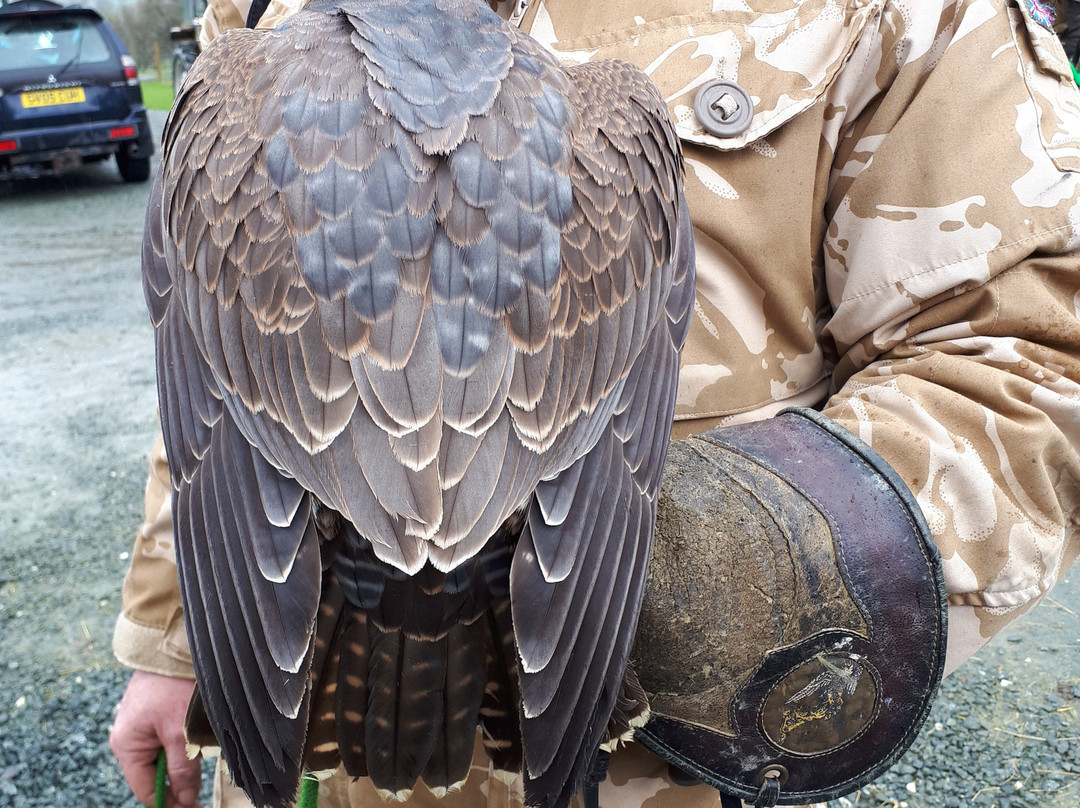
[0,0,154,181]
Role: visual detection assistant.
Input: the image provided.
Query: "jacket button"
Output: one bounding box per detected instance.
[693,80,753,137]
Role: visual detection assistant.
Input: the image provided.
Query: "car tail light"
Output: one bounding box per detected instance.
[110,125,137,139]
[121,55,139,86]
[0,139,16,153]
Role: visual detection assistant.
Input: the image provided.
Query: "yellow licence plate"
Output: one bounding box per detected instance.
[21,87,86,108]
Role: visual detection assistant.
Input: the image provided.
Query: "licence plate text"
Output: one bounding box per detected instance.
[21,87,86,108]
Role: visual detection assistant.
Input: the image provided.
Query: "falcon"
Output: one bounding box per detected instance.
[142,0,695,805]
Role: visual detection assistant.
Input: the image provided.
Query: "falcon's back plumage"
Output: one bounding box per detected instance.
[143,0,695,804]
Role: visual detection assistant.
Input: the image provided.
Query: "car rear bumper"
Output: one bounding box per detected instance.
[0,106,154,170]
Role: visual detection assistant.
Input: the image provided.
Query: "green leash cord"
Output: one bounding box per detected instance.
[153,749,167,808]
[151,750,319,808]
[297,775,320,808]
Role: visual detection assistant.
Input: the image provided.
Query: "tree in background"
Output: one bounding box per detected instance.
[97,0,182,75]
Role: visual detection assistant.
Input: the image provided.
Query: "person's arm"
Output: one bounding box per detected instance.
[112,437,194,677]
[817,0,1080,669]
[110,436,203,808]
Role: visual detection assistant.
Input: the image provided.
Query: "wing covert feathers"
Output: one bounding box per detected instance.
[150,0,693,805]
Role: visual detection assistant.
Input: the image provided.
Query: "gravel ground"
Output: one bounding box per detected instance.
[0,111,1077,808]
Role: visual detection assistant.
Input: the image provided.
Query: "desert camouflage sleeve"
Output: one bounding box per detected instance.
[112,435,195,678]
[816,0,1080,669]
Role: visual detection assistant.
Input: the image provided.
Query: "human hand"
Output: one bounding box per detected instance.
[110,670,203,808]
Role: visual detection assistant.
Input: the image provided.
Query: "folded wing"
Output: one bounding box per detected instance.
[147,2,693,805]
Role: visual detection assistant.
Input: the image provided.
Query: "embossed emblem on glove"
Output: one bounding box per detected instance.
[760,648,879,756]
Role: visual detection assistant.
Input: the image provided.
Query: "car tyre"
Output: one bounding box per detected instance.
[117,147,151,183]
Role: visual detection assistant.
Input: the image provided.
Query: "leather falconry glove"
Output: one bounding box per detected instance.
[630,408,947,808]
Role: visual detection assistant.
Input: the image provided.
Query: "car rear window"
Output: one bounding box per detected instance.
[0,14,112,72]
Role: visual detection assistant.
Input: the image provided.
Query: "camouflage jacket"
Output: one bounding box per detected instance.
[115,0,1080,803]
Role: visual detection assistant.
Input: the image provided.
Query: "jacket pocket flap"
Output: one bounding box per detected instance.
[533,0,882,149]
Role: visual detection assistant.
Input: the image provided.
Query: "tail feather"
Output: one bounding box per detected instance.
[478,599,523,775]
[183,686,218,756]
[422,621,487,792]
[602,665,649,752]
[365,629,447,795]
[182,515,534,800]
[302,575,347,772]
[335,611,371,779]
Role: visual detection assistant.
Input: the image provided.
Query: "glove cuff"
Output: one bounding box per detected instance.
[633,407,947,806]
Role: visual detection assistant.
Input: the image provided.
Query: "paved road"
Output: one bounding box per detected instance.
[0,108,1077,807]
[0,111,168,807]
[0,110,166,662]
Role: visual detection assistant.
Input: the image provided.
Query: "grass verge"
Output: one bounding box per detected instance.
[141,81,174,112]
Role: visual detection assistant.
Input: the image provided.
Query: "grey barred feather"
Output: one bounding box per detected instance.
[302,575,349,772]
[147,0,693,805]
[420,622,487,791]
[333,611,371,777]
[479,599,524,774]
[365,629,445,793]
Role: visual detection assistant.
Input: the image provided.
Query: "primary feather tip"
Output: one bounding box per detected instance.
[375,787,414,803]
[186,742,221,760]
[428,780,466,798]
